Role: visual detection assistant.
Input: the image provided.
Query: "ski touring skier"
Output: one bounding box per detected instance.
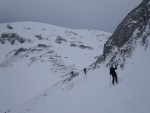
[84,68,87,75]
[110,66,118,85]
[71,71,74,76]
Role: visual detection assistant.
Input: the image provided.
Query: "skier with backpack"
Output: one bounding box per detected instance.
[110,66,118,85]
[71,71,74,76]
[84,68,87,75]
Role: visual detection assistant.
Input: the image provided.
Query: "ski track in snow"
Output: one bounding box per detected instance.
[0,22,150,113]
[8,46,150,113]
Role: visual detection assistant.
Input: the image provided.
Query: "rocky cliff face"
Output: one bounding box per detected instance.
[94,0,150,69]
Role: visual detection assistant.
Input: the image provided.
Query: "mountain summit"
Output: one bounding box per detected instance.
[95,0,150,69]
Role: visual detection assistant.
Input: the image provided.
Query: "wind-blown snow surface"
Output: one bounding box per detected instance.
[8,40,150,113]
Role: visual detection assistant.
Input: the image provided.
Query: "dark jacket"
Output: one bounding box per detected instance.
[110,66,117,75]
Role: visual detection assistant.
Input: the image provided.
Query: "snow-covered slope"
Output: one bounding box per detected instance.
[0,22,110,70]
[1,0,150,112]
[0,22,111,112]
[5,34,150,113]
[1,20,150,113]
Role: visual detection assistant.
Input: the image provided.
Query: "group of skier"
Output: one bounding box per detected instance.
[71,68,87,76]
[70,65,118,86]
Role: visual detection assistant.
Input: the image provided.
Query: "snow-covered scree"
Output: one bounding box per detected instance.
[0,22,110,112]
[6,38,150,113]
[0,22,110,70]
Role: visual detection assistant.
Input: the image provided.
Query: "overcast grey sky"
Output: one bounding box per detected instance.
[0,0,142,32]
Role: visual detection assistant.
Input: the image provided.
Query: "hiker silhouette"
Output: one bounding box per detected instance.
[84,68,86,75]
[71,71,74,76]
[110,66,118,85]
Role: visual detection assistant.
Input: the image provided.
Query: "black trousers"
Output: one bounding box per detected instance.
[112,73,118,84]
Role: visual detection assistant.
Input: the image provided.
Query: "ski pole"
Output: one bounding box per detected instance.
[110,76,111,86]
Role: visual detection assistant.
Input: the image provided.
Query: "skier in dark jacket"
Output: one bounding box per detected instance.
[84,68,87,75]
[110,66,118,85]
[71,71,74,76]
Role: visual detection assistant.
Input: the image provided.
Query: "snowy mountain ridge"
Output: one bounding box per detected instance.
[94,0,150,69]
[0,21,110,74]
[0,21,111,112]
[1,0,150,113]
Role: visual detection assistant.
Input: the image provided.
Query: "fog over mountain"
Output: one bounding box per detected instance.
[0,0,142,32]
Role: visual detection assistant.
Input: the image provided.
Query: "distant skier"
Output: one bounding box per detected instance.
[84,68,87,75]
[71,71,74,76]
[110,66,118,85]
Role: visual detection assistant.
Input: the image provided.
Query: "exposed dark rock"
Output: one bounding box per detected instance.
[47,50,54,53]
[35,34,44,40]
[79,45,93,50]
[38,44,47,48]
[94,0,150,69]
[0,33,27,44]
[14,48,26,55]
[55,36,67,44]
[85,46,93,50]
[70,44,77,47]
[7,24,13,29]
